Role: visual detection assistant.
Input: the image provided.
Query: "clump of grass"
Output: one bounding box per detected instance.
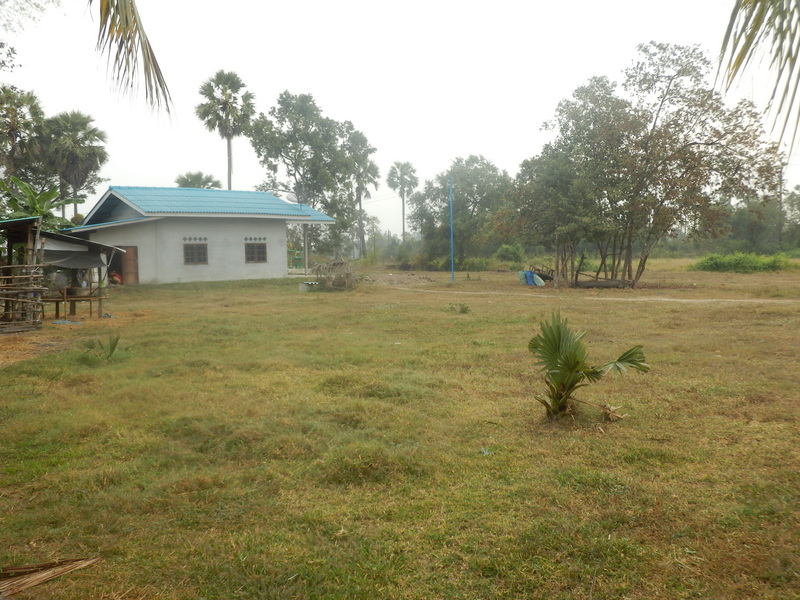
[317,441,426,485]
[447,303,471,314]
[689,253,789,273]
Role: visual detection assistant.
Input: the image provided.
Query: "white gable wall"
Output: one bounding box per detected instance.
[88,217,288,284]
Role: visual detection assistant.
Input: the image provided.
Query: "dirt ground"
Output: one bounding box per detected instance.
[0,311,146,369]
[0,329,73,368]
[361,272,438,285]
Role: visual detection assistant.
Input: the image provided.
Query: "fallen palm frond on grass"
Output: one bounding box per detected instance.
[0,558,101,596]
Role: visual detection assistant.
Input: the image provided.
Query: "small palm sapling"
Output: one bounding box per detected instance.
[528,312,649,419]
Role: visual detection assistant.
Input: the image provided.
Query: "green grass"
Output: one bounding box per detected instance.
[1,265,799,598]
[689,252,791,273]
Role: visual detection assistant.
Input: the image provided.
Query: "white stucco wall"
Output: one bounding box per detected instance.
[88,216,288,284]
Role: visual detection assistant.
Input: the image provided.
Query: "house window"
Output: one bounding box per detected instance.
[184,243,208,265]
[245,242,267,263]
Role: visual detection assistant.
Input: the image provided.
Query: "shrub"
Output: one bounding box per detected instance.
[494,243,526,263]
[689,253,789,273]
[461,257,488,271]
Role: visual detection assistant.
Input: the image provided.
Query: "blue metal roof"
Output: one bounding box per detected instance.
[292,204,336,223]
[109,186,312,217]
[62,216,152,232]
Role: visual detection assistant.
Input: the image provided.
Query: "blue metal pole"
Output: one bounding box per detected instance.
[449,176,455,283]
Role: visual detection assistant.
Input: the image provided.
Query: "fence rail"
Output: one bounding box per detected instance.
[0,264,45,333]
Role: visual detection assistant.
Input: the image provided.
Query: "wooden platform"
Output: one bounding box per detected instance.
[42,289,106,319]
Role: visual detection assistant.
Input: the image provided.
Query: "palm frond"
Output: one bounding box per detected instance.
[601,345,650,375]
[92,0,171,112]
[720,0,800,147]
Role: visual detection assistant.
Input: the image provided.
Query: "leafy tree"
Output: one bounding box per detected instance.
[195,71,255,190]
[409,156,512,267]
[0,0,54,78]
[513,149,597,284]
[41,111,108,217]
[516,43,782,286]
[386,162,419,241]
[0,85,45,178]
[528,312,649,420]
[175,171,222,189]
[0,42,16,72]
[782,184,800,247]
[249,92,347,207]
[0,176,71,230]
[249,91,373,254]
[0,0,55,31]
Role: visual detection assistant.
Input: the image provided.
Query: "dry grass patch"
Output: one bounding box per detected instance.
[1,264,798,599]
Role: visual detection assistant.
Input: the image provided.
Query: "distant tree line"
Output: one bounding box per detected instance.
[3,35,795,284]
[396,43,789,285]
[186,43,791,284]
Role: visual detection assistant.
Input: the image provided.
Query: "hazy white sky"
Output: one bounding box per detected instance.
[3,0,789,233]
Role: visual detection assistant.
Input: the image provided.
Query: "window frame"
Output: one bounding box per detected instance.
[244,242,268,264]
[183,243,208,265]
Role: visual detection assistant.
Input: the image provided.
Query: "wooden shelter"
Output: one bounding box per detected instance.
[1,217,46,333]
[1,217,122,333]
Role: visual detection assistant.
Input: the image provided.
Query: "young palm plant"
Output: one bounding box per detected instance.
[528,312,649,420]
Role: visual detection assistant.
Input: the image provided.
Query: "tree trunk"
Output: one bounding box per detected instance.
[226,136,233,190]
[357,188,366,258]
[401,192,406,242]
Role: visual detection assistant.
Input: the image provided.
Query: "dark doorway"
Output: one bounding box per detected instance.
[110,246,139,285]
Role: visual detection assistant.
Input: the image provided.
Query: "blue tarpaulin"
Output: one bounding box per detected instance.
[522,271,545,286]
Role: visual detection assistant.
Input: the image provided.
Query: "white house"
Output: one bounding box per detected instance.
[64,187,334,284]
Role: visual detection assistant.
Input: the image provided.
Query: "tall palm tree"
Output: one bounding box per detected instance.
[386,161,419,241]
[42,111,108,217]
[721,0,800,147]
[195,71,255,191]
[345,130,380,257]
[175,171,222,189]
[354,158,380,257]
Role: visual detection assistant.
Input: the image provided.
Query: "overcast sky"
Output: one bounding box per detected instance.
[3,0,790,233]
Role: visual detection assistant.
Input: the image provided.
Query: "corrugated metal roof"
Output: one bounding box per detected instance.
[62,216,153,232]
[291,204,336,223]
[110,186,312,217]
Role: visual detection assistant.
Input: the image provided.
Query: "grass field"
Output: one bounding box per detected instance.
[1,261,799,599]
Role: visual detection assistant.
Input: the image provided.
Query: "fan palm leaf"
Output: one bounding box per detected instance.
[175,171,222,189]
